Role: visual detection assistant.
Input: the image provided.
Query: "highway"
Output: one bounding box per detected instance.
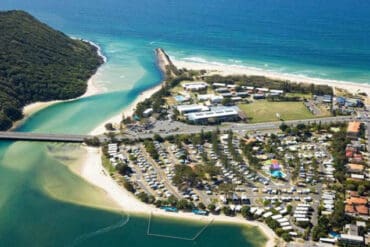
[0,115,356,143]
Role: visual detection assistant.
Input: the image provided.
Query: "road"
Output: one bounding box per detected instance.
[0,115,354,143]
[122,116,354,140]
[0,131,90,142]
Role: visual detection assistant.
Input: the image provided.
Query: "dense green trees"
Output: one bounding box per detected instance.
[143,140,159,160]
[0,10,103,130]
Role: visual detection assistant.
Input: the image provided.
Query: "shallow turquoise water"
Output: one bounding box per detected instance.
[1,1,369,246]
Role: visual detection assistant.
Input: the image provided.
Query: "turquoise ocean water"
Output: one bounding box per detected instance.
[1,0,370,246]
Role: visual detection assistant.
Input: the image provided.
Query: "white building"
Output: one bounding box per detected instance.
[176,104,209,114]
[186,106,240,124]
[183,81,208,91]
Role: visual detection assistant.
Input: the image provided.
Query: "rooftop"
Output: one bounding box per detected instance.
[347,121,360,133]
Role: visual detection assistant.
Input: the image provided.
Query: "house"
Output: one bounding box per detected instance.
[270,89,284,95]
[345,196,369,216]
[212,82,226,88]
[235,92,249,97]
[347,122,361,139]
[253,93,265,100]
[183,81,208,91]
[215,87,230,93]
[220,92,233,98]
[347,163,365,174]
[231,96,242,102]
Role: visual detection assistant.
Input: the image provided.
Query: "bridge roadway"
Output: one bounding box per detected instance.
[0,115,357,143]
[0,131,91,142]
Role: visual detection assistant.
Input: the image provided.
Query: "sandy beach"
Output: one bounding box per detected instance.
[171,57,370,99]
[79,147,278,247]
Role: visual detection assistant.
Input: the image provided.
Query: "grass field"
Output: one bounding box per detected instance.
[239,101,315,123]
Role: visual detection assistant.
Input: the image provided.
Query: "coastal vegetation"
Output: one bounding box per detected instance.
[0,10,103,130]
[204,74,333,96]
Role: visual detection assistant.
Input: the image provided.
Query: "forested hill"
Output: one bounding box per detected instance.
[0,10,104,130]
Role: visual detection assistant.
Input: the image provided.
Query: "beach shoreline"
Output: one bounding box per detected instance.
[171,56,370,100]
[78,146,278,247]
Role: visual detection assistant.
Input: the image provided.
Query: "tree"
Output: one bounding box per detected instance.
[105,123,115,131]
[281,232,292,242]
[84,137,101,147]
[241,206,252,219]
[198,202,206,210]
[123,180,135,193]
[167,195,178,207]
[172,165,200,187]
[279,122,288,132]
[222,206,233,216]
[116,163,131,176]
[221,97,233,106]
[357,184,365,195]
[153,134,163,142]
[137,192,149,203]
[207,203,216,212]
[177,199,193,210]
[3,106,23,121]
[0,11,103,130]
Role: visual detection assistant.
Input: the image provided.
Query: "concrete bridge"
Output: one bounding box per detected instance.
[0,131,91,143]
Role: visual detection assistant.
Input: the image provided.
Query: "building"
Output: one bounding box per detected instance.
[235,92,249,97]
[186,106,240,124]
[220,92,233,98]
[210,95,224,104]
[231,96,242,102]
[270,89,284,95]
[339,234,364,246]
[347,163,365,174]
[253,93,265,100]
[212,82,226,88]
[323,95,333,103]
[176,104,209,114]
[215,87,230,93]
[197,94,214,101]
[183,81,208,91]
[347,122,361,139]
[345,196,369,216]
[345,98,364,108]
